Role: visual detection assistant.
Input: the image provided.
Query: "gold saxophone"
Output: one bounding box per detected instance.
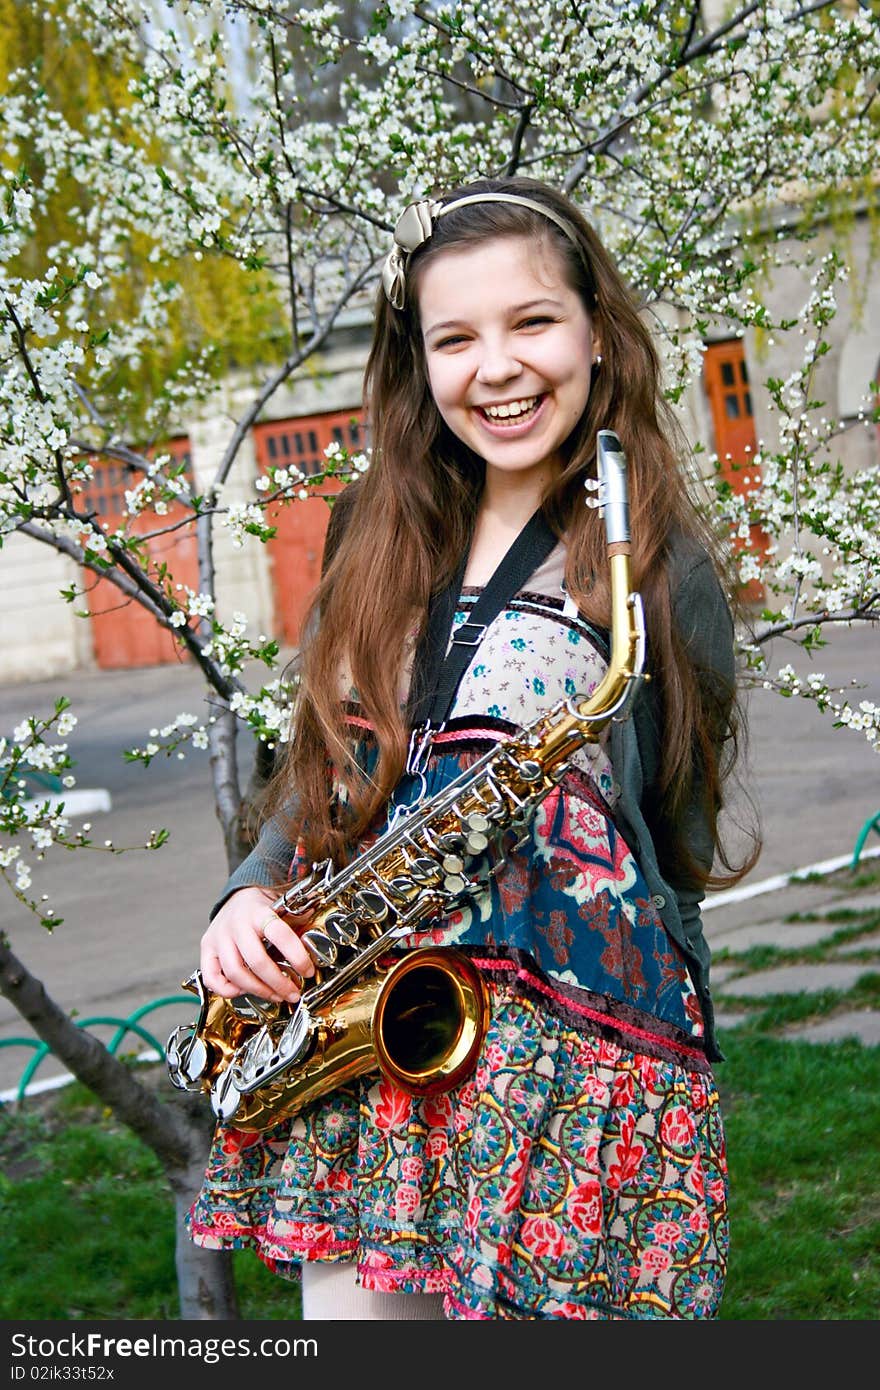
[166,430,646,1131]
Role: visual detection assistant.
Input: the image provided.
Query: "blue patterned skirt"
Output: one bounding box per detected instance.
[188,729,728,1319]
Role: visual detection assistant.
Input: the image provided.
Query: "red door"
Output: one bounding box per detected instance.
[703,341,766,605]
[76,438,199,668]
[254,409,364,645]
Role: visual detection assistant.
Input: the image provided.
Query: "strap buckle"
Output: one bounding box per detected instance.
[406,720,444,778]
[451,621,487,648]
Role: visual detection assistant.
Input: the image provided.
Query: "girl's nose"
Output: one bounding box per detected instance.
[475,339,523,386]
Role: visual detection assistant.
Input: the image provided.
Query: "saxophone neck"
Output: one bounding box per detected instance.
[574,551,646,730]
[575,430,647,732]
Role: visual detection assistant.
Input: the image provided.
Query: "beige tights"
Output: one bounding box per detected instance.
[300,1259,446,1320]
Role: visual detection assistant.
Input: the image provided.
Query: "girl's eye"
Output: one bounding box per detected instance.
[431,317,554,349]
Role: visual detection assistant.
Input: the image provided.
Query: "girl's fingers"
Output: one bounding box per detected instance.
[259,912,317,983]
[198,888,318,1002]
[205,927,300,1002]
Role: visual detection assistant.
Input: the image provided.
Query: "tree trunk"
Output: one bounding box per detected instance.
[0,936,239,1319]
[169,1154,241,1319]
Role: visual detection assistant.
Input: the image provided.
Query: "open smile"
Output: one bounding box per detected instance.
[474,394,547,434]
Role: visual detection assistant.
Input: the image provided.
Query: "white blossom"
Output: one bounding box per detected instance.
[2,0,879,925]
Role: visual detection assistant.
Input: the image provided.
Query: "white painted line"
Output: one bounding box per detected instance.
[0,1047,162,1104]
[703,843,880,910]
[22,788,111,817]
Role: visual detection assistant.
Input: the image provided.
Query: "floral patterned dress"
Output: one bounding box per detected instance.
[187,547,729,1319]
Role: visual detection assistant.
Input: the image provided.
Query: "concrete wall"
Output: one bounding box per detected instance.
[745,219,880,476]
[0,532,92,684]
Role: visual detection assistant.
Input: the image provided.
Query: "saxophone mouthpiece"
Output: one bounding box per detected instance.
[595,429,631,549]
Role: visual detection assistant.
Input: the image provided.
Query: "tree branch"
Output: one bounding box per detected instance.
[16,519,244,703]
[506,104,535,175]
[210,260,377,496]
[0,935,204,1170]
[749,601,880,646]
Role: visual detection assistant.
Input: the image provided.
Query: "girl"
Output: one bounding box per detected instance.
[186,175,756,1320]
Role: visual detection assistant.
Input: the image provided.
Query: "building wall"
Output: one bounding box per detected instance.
[0,331,369,684]
[0,533,91,684]
[1,224,877,684]
[745,218,880,477]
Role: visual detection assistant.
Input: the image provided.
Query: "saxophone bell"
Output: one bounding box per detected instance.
[371,947,488,1096]
[168,945,488,1132]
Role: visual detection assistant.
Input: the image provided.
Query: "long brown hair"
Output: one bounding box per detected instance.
[267,175,758,888]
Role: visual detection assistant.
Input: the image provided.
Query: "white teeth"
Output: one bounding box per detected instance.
[483,396,538,420]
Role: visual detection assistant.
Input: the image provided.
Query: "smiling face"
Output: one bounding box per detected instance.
[417,234,599,501]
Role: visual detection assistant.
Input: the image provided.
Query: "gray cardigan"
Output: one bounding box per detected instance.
[214,529,735,1064]
[608,536,735,1062]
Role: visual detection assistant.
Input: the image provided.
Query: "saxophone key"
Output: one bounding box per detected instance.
[442,852,465,875]
[406,855,440,883]
[352,888,389,920]
[301,928,340,967]
[384,875,417,903]
[322,911,360,948]
[232,1005,314,1097]
[276,1004,314,1063]
[476,778,509,819]
[437,831,465,854]
[518,758,543,783]
[455,809,490,853]
[166,1026,209,1088]
[278,858,332,910]
[211,1066,244,1124]
[443,873,467,895]
[250,1027,280,1076]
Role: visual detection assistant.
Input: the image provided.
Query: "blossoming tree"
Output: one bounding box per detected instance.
[1,0,879,1317]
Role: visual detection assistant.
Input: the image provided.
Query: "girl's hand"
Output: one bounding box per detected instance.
[199,885,317,1003]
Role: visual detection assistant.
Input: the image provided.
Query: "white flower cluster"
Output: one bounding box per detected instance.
[253,443,371,509]
[221,503,273,548]
[199,610,260,676]
[184,588,216,619]
[761,664,880,753]
[255,465,306,494]
[126,712,214,766]
[1,704,77,924]
[229,678,298,745]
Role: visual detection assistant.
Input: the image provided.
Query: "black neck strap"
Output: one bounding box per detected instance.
[407,508,559,730]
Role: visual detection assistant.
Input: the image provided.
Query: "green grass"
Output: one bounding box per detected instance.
[716,1034,880,1319]
[0,1081,299,1321]
[2,1034,878,1321]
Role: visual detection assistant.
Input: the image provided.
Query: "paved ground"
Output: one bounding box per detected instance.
[702,854,880,1045]
[0,623,878,1100]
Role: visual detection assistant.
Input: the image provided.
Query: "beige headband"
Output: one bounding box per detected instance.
[381,192,594,310]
